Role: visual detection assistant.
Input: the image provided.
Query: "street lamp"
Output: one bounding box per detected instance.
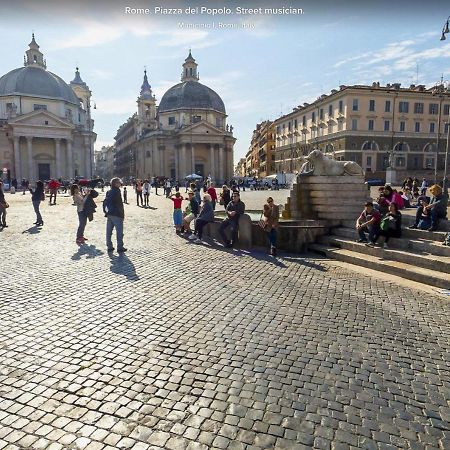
[441,16,450,40]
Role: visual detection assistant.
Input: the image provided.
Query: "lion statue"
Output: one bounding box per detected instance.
[299,149,364,176]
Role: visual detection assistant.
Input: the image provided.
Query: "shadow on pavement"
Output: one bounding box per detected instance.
[22,226,42,234]
[71,244,105,260]
[108,252,139,281]
[281,255,328,271]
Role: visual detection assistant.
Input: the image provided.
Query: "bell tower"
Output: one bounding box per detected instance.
[137,69,157,133]
[70,67,91,110]
[181,50,199,82]
[24,33,46,69]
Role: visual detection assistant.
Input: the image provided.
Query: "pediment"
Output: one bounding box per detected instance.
[179,121,225,136]
[9,110,74,129]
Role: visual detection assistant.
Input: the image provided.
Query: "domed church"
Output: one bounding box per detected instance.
[128,51,235,182]
[0,35,96,182]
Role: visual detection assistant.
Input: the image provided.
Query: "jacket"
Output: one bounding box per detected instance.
[107,187,125,218]
[226,199,245,221]
[190,198,199,216]
[30,187,44,202]
[430,193,448,216]
[73,193,85,213]
[198,200,214,222]
[84,196,97,222]
[263,204,279,229]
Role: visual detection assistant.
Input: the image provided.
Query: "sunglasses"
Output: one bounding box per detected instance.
[267,200,273,203]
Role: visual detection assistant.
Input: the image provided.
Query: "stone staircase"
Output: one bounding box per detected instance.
[309,216,450,290]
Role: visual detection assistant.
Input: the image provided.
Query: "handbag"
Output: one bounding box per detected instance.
[380,217,389,231]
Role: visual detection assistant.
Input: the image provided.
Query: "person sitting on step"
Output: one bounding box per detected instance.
[409,184,448,231]
[370,202,402,249]
[356,201,381,245]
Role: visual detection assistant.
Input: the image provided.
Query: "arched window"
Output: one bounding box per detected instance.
[394,142,410,152]
[423,142,437,152]
[361,141,379,151]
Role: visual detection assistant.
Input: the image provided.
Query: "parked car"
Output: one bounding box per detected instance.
[365,178,385,187]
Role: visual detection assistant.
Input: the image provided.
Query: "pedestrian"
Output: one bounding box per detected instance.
[182,191,199,234]
[219,185,231,209]
[175,180,180,193]
[189,193,214,243]
[48,178,60,205]
[185,179,190,193]
[143,179,150,206]
[21,178,26,195]
[29,180,45,226]
[71,184,88,245]
[123,186,128,204]
[261,196,279,256]
[207,183,218,210]
[135,179,143,206]
[170,192,184,233]
[103,177,127,253]
[165,179,172,198]
[420,178,428,196]
[154,177,159,195]
[0,181,8,229]
[219,191,245,248]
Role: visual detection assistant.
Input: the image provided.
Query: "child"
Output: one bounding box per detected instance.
[170,192,184,233]
[123,186,128,204]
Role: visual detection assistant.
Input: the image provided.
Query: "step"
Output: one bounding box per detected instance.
[318,236,450,274]
[341,218,450,233]
[331,227,450,257]
[309,244,450,290]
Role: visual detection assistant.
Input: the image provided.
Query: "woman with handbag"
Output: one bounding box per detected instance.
[371,202,402,249]
[29,180,45,226]
[0,181,8,229]
[260,197,279,256]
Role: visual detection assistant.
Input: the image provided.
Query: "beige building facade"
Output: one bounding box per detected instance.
[0,35,96,182]
[273,82,450,181]
[115,52,235,183]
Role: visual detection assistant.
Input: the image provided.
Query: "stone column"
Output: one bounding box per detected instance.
[219,146,224,183]
[159,147,164,176]
[13,136,21,182]
[55,138,61,178]
[181,144,187,179]
[228,147,234,179]
[153,146,159,176]
[26,137,34,182]
[66,139,73,179]
[85,137,91,178]
[191,144,195,174]
[209,144,215,180]
[174,146,179,180]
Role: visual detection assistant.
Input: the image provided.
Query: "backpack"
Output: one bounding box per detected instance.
[102,190,115,216]
[444,232,450,246]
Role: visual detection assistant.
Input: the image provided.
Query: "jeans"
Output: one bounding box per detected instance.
[267,228,277,248]
[0,205,6,226]
[106,215,124,250]
[77,211,87,239]
[144,193,149,206]
[136,191,143,206]
[195,219,210,239]
[357,224,379,243]
[32,200,42,223]
[415,206,445,229]
[49,189,57,204]
[219,218,239,245]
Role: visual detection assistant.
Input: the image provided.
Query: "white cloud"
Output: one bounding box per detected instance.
[94,97,137,115]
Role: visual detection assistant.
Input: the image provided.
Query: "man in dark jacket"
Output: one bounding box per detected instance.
[104,178,126,253]
[219,191,245,248]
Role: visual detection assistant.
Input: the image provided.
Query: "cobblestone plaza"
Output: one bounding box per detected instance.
[0,190,449,450]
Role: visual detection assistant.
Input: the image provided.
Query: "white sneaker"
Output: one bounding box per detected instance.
[383,243,389,249]
[188,234,197,240]
[193,238,202,243]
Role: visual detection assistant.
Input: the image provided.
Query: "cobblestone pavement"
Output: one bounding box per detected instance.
[0,190,449,450]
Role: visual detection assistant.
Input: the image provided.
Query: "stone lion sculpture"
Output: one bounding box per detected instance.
[299,149,364,176]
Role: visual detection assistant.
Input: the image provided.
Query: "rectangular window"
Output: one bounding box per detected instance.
[445,123,450,134]
[429,103,439,114]
[384,120,390,131]
[312,112,315,122]
[328,104,333,117]
[425,157,435,168]
[216,117,222,127]
[352,99,359,111]
[276,125,281,134]
[399,121,405,132]
[168,116,176,125]
[414,102,424,114]
[288,121,292,131]
[302,115,306,126]
[352,119,358,130]
[366,156,372,167]
[396,156,406,167]
[368,119,374,131]
[319,108,324,120]
[369,99,375,112]
[339,100,343,113]
[192,115,201,123]
[385,100,391,112]
[430,122,436,133]
[399,101,409,113]
[444,104,450,115]
[33,104,47,111]
[338,121,343,131]
[294,119,298,129]
[415,122,420,132]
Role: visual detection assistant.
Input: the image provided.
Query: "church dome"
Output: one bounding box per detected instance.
[0,66,80,105]
[158,80,225,114]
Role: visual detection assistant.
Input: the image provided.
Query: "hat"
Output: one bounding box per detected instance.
[188,190,194,195]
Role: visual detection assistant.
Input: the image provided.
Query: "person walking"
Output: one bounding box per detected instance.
[103,178,126,253]
[135,179,143,206]
[71,184,88,245]
[143,179,151,206]
[165,179,172,198]
[262,197,279,256]
[48,178,60,205]
[0,181,8,229]
[30,180,45,226]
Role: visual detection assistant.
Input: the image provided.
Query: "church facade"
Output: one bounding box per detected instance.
[0,35,96,182]
[115,52,235,183]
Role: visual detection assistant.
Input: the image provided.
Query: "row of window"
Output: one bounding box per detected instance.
[168,116,223,127]
[352,119,449,133]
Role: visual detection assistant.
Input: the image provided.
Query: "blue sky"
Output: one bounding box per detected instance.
[1,0,449,162]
